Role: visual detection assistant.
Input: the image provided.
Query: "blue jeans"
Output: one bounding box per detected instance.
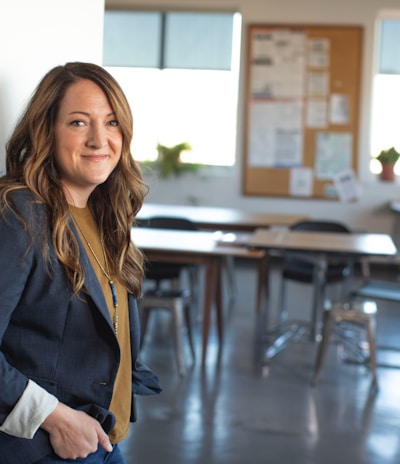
[34,444,125,464]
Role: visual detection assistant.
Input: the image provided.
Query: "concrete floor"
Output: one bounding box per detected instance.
[120,259,400,464]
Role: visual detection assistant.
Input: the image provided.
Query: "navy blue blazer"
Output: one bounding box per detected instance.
[0,190,161,464]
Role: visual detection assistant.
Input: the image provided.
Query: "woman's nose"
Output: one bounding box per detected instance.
[87,124,107,148]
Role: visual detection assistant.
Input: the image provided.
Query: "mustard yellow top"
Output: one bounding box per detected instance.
[70,206,132,443]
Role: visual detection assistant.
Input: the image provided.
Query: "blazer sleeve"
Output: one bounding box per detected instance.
[128,296,162,396]
[0,204,40,425]
[132,360,162,395]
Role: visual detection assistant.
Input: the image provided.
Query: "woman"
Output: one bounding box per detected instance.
[0,62,161,464]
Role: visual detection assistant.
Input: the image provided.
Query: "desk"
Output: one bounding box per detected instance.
[248,229,397,362]
[137,203,309,232]
[132,228,266,364]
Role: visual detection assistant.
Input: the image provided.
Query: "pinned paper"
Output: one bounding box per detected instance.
[333,169,359,202]
[290,167,313,197]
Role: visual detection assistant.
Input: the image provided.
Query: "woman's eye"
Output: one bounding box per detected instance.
[109,120,119,127]
[70,120,84,127]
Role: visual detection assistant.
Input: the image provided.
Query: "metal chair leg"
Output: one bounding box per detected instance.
[366,317,378,387]
[171,298,186,376]
[184,299,196,361]
[312,310,334,385]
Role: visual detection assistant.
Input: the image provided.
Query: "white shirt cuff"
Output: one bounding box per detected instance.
[0,379,59,439]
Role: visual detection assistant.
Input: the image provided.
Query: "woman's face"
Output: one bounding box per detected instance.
[54,78,123,206]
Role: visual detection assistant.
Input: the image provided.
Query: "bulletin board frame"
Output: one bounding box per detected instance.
[242,24,363,199]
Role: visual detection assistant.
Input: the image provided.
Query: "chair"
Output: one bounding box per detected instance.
[143,216,237,305]
[276,220,353,341]
[349,278,400,367]
[138,288,195,376]
[139,216,199,375]
[350,279,400,302]
[312,300,378,387]
[143,216,199,295]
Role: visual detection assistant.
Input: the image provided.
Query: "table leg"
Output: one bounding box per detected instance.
[261,253,327,365]
[311,255,327,341]
[260,254,301,363]
[255,253,268,313]
[201,257,223,364]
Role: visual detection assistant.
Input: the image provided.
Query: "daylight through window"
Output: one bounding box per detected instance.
[104,11,242,167]
[370,11,400,174]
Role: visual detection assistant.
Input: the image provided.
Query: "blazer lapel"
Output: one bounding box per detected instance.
[70,221,116,334]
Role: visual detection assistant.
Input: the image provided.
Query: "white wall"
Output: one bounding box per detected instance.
[105,0,400,240]
[0,0,105,168]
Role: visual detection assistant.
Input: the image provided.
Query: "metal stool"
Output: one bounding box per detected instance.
[138,288,195,376]
[312,300,378,386]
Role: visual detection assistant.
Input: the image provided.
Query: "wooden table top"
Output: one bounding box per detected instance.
[131,227,265,259]
[248,228,398,257]
[137,203,309,231]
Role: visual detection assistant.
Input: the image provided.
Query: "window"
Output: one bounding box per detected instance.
[103,10,242,167]
[103,12,162,68]
[370,11,400,173]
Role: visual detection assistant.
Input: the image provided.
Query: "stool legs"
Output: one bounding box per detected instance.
[312,301,378,387]
[139,293,195,376]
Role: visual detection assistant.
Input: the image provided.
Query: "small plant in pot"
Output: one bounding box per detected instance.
[141,142,202,178]
[376,147,400,181]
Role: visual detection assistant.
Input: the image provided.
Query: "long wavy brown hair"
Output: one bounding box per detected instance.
[1,62,147,297]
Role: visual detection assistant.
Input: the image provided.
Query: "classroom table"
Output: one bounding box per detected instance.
[247,228,398,363]
[137,203,309,232]
[137,203,303,311]
[131,227,267,364]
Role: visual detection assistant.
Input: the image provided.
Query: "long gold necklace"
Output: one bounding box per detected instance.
[70,212,119,334]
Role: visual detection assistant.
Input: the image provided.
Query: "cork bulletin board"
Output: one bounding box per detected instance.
[242,24,363,199]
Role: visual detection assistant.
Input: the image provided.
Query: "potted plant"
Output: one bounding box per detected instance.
[376,147,400,181]
[141,142,202,178]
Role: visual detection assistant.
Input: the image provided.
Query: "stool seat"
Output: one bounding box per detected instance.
[312,300,378,387]
[138,288,195,376]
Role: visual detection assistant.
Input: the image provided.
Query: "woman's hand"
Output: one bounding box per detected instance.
[41,403,113,459]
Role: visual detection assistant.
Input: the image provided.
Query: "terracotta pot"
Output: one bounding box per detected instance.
[380,163,396,181]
